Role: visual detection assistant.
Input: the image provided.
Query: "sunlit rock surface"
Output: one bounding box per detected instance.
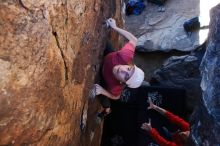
[0,0,122,145]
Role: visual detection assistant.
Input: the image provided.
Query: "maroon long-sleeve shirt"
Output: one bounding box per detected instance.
[102,42,135,96]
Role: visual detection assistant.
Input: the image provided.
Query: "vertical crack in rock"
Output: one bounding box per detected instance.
[65,0,69,25]
[18,0,30,11]
[80,101,88,133]
[52,31,69,81]
[65,0,69,54]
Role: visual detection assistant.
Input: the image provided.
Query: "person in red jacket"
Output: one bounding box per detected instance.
[141,97,190,146]
[94,18,145,115]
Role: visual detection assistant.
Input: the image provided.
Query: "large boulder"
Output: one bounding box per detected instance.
[151,46,205,113]
[0,0,122,145]
[190,4,220,145]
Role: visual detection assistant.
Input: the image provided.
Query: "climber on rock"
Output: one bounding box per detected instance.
[94,18,145,116]
[141,97,190,146]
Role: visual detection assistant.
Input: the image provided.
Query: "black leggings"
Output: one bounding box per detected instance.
[98,42,115,108]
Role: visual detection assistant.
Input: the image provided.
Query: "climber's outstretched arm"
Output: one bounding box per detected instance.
[107,18,137,47]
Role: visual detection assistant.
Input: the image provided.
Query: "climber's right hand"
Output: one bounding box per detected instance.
[106,18,117,29]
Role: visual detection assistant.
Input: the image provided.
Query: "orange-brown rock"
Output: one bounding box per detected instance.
[0,0,122,145]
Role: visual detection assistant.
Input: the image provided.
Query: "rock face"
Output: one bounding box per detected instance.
[151,52,204,113]
[124,0,204,52]
[190,4,220,145]
[0,0,121,145]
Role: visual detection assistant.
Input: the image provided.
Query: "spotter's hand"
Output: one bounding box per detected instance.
[147,96,156,110]
[141,119,152,132]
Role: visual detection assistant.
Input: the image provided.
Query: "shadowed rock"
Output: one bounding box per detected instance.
[151,48,205,113]
[189,4,220,146]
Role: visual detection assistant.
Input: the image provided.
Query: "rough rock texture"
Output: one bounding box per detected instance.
[124,0,203,52]
[0,0,122,145]
[190,4,220,146]
[151,48,205,113]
